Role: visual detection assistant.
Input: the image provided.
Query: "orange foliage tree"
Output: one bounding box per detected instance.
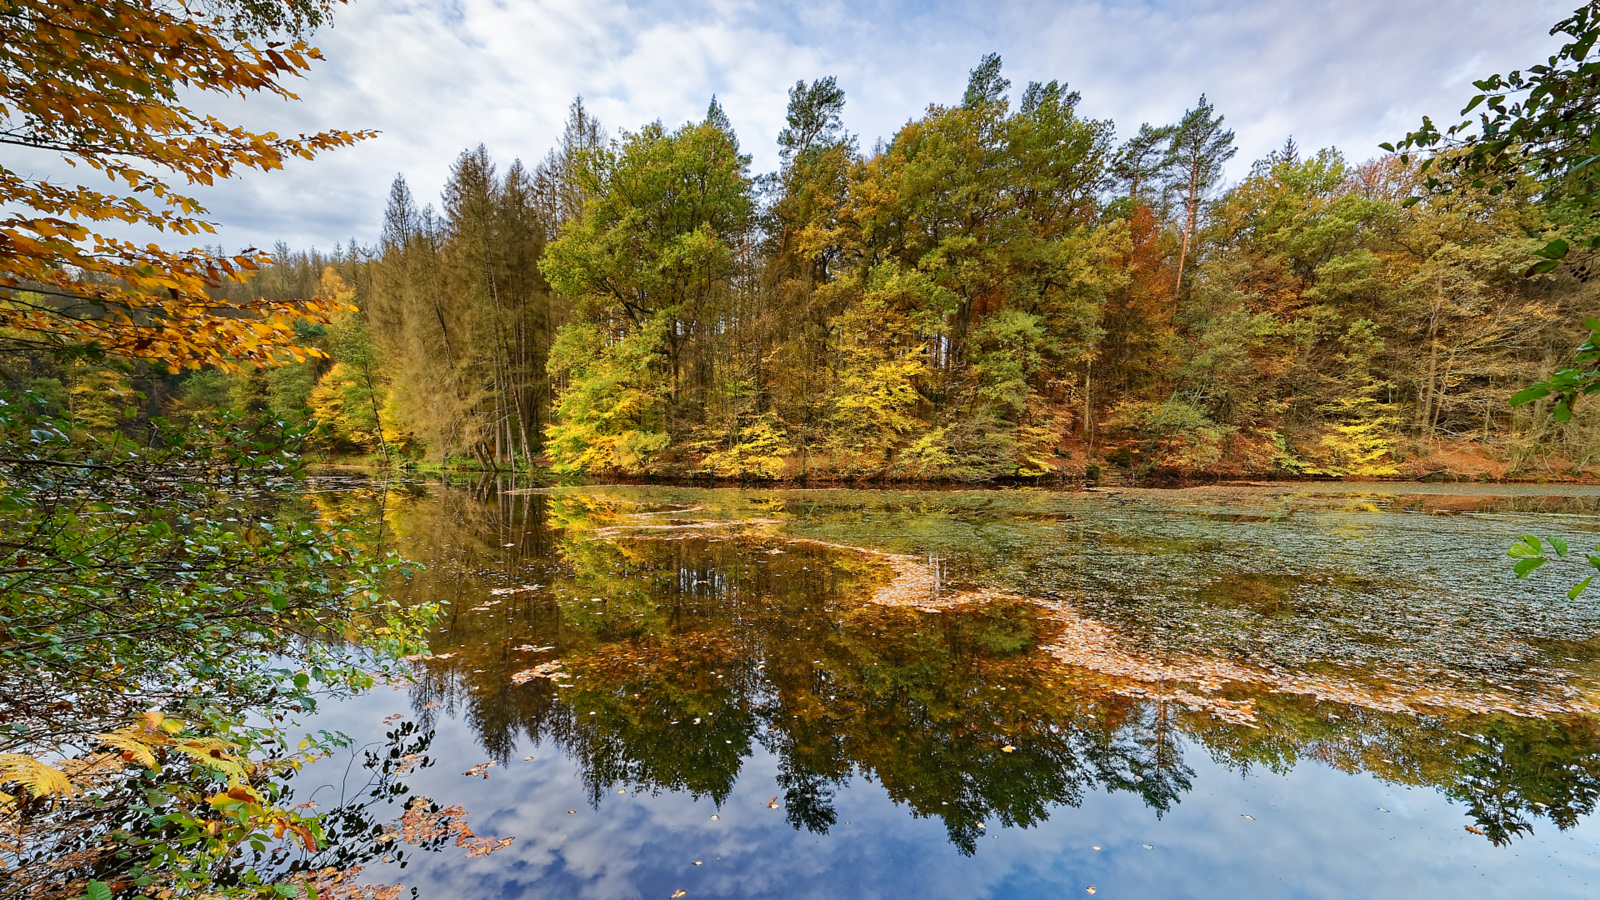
[0,0,371,370]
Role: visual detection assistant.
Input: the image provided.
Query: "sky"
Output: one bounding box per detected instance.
[22,0,1581,253]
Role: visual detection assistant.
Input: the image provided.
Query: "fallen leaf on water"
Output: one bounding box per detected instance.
[1142,844,1153,849]
[1091,846,1101,851]
[524,756,534,761]
[767,797,779,809]
[510,661,565,684]
[709,814,719,820]
[464,836,515,857]
[403,651,456,662]
[1001,745,1015,753]
[463,762,494,779]
[1241,814,1254,821]
[1087,888,1097,895]
[1377,808,1389,813]
[1465,825,1485,836]
[567,810,576,815]
[693,860,703,866]
[672,892,688,898]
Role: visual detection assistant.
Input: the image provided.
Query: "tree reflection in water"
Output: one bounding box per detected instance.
[350,481,1600,856]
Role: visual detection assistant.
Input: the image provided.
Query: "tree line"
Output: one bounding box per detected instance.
[86,55,1600,480]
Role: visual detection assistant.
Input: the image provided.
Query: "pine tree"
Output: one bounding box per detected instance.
[1165,95,1237,294]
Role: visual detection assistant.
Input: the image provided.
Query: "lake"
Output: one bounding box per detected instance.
[287,481,1600,899]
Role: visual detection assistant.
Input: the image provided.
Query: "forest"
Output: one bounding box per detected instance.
[9,0,1600,897]
[24,54,1596,483]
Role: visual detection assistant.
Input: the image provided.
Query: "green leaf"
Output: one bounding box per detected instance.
[1510,384,1552,406]
[85,881,111,900]
[1535,238,1571,259]
[1551,536,1570,556]
[1509,535,1544,558]
[1570,575,1596,599]
[1514,557,1548,578]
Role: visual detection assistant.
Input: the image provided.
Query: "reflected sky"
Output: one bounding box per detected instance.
[288,481,1600,898]
[302,688,1600,900]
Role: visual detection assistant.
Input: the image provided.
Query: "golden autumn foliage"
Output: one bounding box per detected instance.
[0,0,371,370]
[0,710,252,809]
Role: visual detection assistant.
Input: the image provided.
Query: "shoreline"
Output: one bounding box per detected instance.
[306,461,1600,490]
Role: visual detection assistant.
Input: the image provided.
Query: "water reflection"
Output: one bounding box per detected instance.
[355,482,1600,858]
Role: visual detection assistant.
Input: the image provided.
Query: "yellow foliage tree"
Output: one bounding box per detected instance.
[0,0,370,370]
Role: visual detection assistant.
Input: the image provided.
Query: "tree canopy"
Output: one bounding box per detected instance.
[187,51,1598,482]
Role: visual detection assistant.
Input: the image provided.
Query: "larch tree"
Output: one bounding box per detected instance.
[364,150,552,466]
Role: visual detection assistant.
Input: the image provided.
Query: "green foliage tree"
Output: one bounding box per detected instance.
[322,51,1599,485]
[1389,2,1600,242]
[540,110,754,473]
[0,396,429,895]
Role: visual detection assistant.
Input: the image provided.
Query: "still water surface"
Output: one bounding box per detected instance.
[293,482,1600,899]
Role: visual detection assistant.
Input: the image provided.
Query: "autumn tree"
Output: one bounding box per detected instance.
[0,4,439,896]
[307,268,395,458]
[541,107,754,474]
[365,149,552,466]
[339,52,1596,481]
[0,0,371,371]
[792,56,1122,478]
[764,78,857,472]
[1389,3,1600,428]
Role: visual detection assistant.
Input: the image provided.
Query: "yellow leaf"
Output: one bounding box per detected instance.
[0,753,77,799]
